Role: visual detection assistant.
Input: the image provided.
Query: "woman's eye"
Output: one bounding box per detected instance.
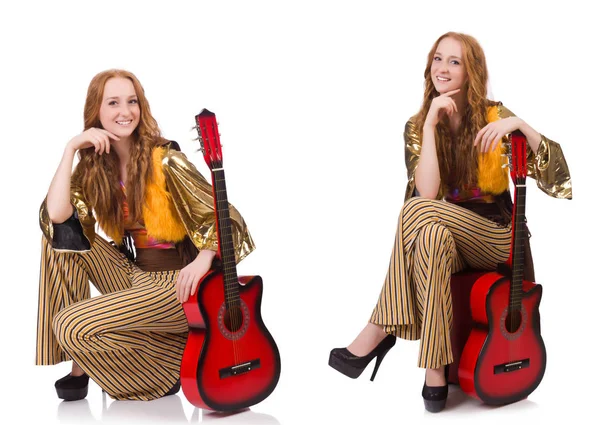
[108,101,117,106]
[451,60,460,65]
[129,99,138,104]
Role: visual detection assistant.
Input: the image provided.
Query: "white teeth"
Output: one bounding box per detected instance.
[437,76,450,82]
[117,120,132,125]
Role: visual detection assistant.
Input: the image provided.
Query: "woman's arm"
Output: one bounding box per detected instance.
[413,89,460,199]
[475,105,572,199]
[414,123,441,199]
[46,146,78,223]
[46,128,118,223]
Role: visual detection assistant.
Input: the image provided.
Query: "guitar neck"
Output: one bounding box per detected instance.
[508,132,528,312]
[509,181,526,310]
[211,161,240,304]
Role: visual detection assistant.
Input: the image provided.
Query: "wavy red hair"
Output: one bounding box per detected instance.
[413,32,499,191]
[72,69,166,243]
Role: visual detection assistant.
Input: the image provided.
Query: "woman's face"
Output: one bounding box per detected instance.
[98,77,140,138]
[430,37,467,94]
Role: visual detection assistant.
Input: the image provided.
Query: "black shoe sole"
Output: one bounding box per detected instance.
[164,379,181,397]
[57,385,88,401]
[328,353,363,379]
[424,398,447,413]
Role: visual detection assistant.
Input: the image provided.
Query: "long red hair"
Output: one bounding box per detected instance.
[413,32,499,191]
[72,69,166,243]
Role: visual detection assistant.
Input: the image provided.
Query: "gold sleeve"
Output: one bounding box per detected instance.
[38,178,96,252]
[403,118,444,201]
[498,104,572,199]
[525,134,572,199]
[161,148,255,264]
[403,118,421,201]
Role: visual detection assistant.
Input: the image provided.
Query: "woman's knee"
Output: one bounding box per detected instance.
[399,197,432,226]
[415,222,454,250]
[52,305,92,352]
[398,196,435,236]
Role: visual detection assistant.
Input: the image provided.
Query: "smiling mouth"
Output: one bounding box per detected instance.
[436,76,451,82]
[116,120,132,126]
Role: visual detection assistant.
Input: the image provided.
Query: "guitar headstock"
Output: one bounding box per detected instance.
[193,109,222,169]
[505,130,528,185]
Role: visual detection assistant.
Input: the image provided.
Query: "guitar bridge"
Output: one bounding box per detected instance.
[493,358,530,374]
[219,359,261,379]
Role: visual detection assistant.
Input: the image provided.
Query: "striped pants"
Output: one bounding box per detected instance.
[370,197,512,369]
[35,235,188,401]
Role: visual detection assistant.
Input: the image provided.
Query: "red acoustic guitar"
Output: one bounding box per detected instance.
[180,109,280,411]
[458,130,546,405]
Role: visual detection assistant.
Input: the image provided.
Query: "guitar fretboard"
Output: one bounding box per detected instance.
[212,163,240,306]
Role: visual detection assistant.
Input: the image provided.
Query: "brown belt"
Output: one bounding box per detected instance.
[135,248,184,272]
[453,201,510,227]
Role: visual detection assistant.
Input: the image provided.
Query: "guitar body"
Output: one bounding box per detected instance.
[181,271,281,411]
[459,271,546,405]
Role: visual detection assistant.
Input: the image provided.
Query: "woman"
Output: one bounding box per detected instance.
[36,69,255,401]
[328,32,571,413]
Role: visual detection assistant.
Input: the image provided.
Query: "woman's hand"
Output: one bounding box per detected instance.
[66,128,120,155]
[474,116,523,153]
[175,249,217,303]
[424,89,460,128]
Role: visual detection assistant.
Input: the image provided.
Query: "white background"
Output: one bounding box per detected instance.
[0,1,597,424]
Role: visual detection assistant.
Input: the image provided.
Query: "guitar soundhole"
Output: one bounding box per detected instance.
[505,310,522,333]
[500,306,527,340]
[224,306,244,332]
[217,301,250,340]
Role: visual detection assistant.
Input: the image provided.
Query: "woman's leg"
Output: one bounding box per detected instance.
[51,268,188,401]
[359,197,511,370]
[36,236,132,366]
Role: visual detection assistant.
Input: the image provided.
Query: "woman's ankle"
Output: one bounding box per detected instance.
[71,362,85,377]
[347,323,387,356]
[425,366,446,386]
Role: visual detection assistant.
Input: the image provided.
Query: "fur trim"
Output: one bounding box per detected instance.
[477,106,509,194]
[141,147,188,243]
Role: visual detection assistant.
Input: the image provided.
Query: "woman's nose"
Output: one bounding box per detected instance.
[119,106,133,117]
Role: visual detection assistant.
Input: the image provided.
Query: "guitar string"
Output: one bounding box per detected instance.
[508,137,527,367]
[214,162,242,365]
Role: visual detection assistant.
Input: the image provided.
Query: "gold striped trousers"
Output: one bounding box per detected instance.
[36,235,188,401]
[370,197,512,369]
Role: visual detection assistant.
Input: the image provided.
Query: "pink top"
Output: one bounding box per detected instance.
[445,186,496,204]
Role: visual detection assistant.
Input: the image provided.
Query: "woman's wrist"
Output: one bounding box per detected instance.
[423,121,436,132]
[517,118,542,153]
[197,249,217,260]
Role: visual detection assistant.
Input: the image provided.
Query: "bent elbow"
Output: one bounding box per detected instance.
[47,207,74,224]
[420,191,438,200]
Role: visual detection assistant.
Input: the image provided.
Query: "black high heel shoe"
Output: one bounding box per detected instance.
[329,334,396,381]
[55,372,89,401]
[422,365,449,413]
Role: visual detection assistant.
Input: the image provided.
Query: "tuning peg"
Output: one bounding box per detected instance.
[190,125,199,132]
[192,136,203,142]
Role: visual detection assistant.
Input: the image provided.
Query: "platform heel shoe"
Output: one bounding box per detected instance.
[422,365,449,413]
[329,334,396,381]
[55,373,89,401]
